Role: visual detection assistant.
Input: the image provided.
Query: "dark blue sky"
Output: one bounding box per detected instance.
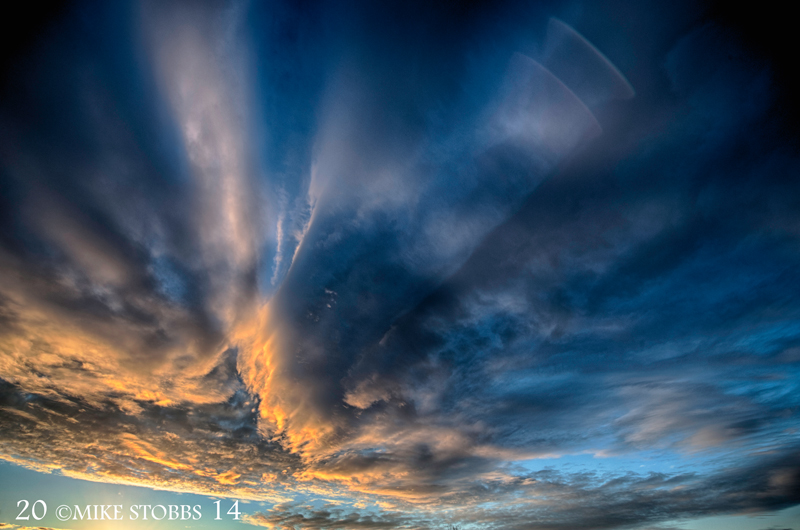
[0,1,798,529]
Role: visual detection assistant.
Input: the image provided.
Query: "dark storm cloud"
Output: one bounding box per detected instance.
[238,2,800,521]
[1,0,799,528]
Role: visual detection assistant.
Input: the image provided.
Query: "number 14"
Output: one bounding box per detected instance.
[213,499,241,520]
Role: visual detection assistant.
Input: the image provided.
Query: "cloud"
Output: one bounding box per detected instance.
[0,526,73,530]
[1,0,799,529]
[243,506,417,530]
[238,446,800,530]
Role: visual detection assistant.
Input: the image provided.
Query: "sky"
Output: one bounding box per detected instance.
[0,1,799,529]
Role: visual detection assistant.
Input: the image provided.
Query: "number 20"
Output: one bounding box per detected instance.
[16,499,47,520]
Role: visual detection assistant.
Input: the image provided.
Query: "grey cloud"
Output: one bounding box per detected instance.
[245,507,419,530]
[244,447,800,530]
